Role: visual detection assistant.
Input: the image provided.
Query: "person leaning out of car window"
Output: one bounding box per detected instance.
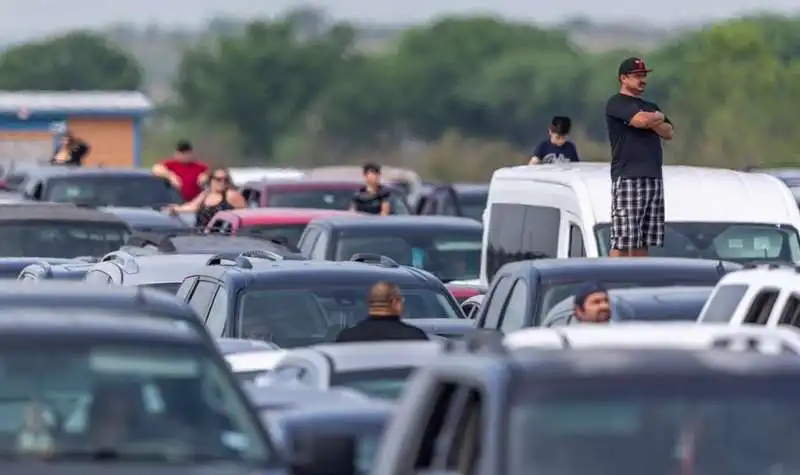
[350,162,391,215]
[50,131,90,166]
[336,282,429,342]
[546,282,611,327]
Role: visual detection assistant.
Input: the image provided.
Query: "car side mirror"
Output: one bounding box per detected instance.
[290,433,356,475]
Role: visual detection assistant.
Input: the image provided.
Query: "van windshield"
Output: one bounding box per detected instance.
[594,222,800,263]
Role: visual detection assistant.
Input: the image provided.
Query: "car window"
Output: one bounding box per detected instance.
[0,222,129,259]
[701,284,749,322]
[239,224,307,247]
[569,223,586,257]
[298,227,321,256]
[486,204,559,282]
[500,280,529,332]
[206,287,229,336]
[46,176,182,208]
[480,277,512,329]
[188,281,217,317]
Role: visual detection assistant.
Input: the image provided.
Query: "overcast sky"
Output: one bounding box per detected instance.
[0,0,797,39]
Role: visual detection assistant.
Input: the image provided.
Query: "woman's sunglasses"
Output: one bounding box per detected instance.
[211,175,229,183]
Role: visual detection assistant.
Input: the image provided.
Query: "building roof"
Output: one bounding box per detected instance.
[0,91,153,116]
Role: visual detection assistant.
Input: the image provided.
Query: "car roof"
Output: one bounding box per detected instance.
[125,231,301,255]
[0,203,129,225]
[252,179,403,190]
[226,349,288,372]
[216,338,279,355]
[246,385,368,409]
[491,163,798,224]
[308,215,482,230]
[222,260,441,287]
[100,207,190,231]
[303,341,444,371]
[713,265,800,288]
[100,253,215,284]
[502,257,739,282]
[219,207,358,224]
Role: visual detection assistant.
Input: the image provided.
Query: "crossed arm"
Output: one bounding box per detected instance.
[629,111,674,140]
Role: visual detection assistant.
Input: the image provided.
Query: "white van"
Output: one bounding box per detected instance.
[480,163,800,286]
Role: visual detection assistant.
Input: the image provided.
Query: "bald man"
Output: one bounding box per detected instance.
[336,281,429,342]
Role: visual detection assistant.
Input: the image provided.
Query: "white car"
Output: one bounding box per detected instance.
[261,341,443,399]
[218,339,286,383]
[503,322,800,355]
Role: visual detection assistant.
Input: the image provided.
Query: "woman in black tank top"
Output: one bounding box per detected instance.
[164,167,246,229]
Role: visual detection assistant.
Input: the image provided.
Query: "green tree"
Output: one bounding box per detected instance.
[0,31,142,90]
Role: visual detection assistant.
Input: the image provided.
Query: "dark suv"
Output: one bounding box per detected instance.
[176,253,463,347]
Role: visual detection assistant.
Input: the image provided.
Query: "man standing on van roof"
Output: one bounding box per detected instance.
[605,57,674,257]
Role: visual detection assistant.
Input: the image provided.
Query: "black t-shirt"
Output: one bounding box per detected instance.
[605,93,669,179]
[351,186,390,215]
[335,316,430,342]
[532,139,580,163]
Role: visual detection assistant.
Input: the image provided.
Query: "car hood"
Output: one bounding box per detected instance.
[0,463,284,475]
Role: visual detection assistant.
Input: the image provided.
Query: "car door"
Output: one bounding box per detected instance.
[186,279,218,320]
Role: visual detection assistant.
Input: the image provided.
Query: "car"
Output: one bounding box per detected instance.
[122,229,306,258]
[697,263,800,326]
[452,183,488,221]
[225,348,289,383]
[19,166,184,208]
[475,257,739,332]
[245,385,369,413]
[175,255,463,347]
[542,285,713,326]
[0,281,218,348]
[228,167,305,186]
[240,178,412,214]
[263,399,393,475]
[0,257,87,279]
[305,165,424,208]
[0,288,278,467]
[482,162,800,285]
[419,183,488,221]
[445,280,487,303]
[460,294,484,319]
[83,252,227,293]
[265,341,444,400]
[100,206,190,233]
[0,203,130,258]
[0,163,49,193]
[415,183,460,216]
[17,260,95,282]
[206,207,358,247]
[372,332,800,475]
[216,337,279,355]
[298,216,482,283]
[756,168,800,206]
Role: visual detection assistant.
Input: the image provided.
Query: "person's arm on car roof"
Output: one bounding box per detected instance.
[152,163,182,190]
[164,191,206,214]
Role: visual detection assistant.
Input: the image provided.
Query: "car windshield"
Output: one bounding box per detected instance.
[331,368,413,400]
[139,282,180,294]
[269,189,409,215]
[238,286,459,348]
[239,224,307,247]
[47,176,183,208]
[335,231,481,282]
[0,337,272,464]
[595,222,800,262]
[508,372,800,475]
[0,222,129,258]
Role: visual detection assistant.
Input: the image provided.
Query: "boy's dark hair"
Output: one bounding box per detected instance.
[176,140,192,152]
[550,116,572,136]
[362,162,381,174]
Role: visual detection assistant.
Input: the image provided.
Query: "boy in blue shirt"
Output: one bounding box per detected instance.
[529,116,580,164]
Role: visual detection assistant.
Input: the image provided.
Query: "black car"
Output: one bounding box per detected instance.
[100,206,190,233]
[20,167,183,209]
[542,285,714,326]
[17,260,95,282]
[0,283,278,468]
[0,203,130,258]
[475,257,741,331]
[298,216,482,282]
[123,230,305,257]
[175,254,463,348]
[264,400,393,475]
[416,183,487,222]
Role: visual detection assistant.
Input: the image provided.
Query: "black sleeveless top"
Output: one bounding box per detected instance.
[195,191,233,229]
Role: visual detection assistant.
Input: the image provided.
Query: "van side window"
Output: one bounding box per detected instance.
[743,288,780,325]
[701,284,748,322]
[568,224,585,257]
[486,204,560,281]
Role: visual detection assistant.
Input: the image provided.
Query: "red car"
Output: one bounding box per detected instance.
[240,179,412,214]
[205,208,358,246]
[445,281,488,303]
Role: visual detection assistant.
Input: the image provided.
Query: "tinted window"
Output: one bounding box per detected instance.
[0,222,128,258]
[0,335,271,463]
[47,176,183,208]
[595,223,800,263]
[500,280,529,332]
[140,282,180,294]
[238,287,459,348]
[701,284,749,322]
[335,230,482,282]
[206,288,229,336]
[298,228,321,256]
[569,224,586,257]
[481,277,513,329]
[487,204,560,282]
[269,189,409,215]
[188,281,217,316]
[239,224,306,247]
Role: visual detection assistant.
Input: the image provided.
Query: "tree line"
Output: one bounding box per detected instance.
[0,14,798,178]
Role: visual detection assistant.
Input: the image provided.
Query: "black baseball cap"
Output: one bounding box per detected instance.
[618,57,652,76]
[176,140,192,152]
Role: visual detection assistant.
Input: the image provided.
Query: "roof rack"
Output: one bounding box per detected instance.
[206,250,286,268]
[349,253,399,268]
[742,261,795,270]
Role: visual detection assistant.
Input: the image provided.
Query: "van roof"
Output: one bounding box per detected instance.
[492,163,798,224]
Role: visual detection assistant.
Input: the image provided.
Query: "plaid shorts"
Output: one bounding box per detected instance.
[610,177,665,250]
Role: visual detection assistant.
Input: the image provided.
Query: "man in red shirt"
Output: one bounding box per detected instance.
[152,141,209,202]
